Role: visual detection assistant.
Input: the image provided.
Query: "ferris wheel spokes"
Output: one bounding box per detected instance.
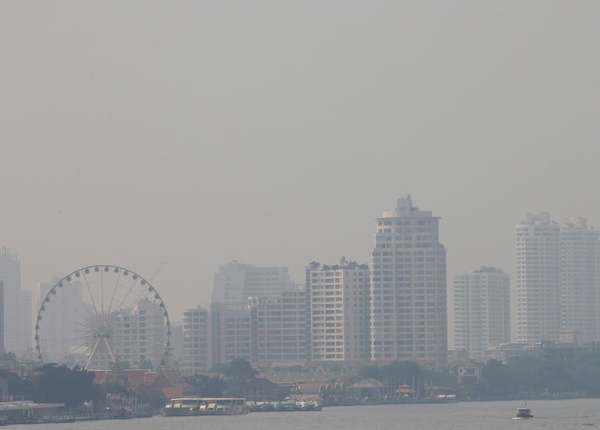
[35,265,171,370]
[105,269,123,316]
[80,270,100,318]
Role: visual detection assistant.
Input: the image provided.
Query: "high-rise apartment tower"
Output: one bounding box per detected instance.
[514,212,561,344]
[370,197,447,369]
[453,267,511,361]
[307,259,370,362]
[559,217,600,344]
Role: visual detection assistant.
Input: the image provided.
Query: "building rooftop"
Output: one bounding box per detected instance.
[380,195,435,219]
[307,258,368,271]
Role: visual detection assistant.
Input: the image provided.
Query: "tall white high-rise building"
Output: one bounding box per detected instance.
[453,267,511,361]
[559,217,600,344]
[370,196,447,369]
[0,248,32,357]
[307,259,370,362]
[514,212,561,344]
[212,262,294,307]
[181,306,211,376]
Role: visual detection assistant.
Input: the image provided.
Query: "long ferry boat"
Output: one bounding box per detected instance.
[162,397,249,416]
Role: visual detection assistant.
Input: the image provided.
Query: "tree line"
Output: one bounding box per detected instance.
[356,348,600,400]
[4,348,600,407]
[185,358,288,400]
[464,349,600,399]
[1,364,99,407]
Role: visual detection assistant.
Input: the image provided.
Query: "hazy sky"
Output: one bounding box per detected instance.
[1,1,599,317]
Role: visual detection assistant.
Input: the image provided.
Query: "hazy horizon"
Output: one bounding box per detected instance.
[1,1,599,318]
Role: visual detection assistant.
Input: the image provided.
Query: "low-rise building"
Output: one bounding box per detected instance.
[250,289,309,366]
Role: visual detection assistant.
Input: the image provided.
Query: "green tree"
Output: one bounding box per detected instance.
[571,351,600,396]
[0,370,33,400]
[536,360,574,394]
[210,359,287,400]
[33,364,99,407]
[134,384,165,410]
[478,360,514,398]
[508,356,543,396]
[359,365,381,380]
[222,359,257,381]
[186,375,226,397]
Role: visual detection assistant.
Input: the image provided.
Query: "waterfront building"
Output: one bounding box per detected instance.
[559,217,600,344]
[210,262,299,366]
[514,213,561,344]
[111,299,167,370]
[212,262,294,307]
[307,259,370,362]
[250,289,309,366]
[181,306,211,375]
[453,267,511,361]
[210,303,253,365]
[370,196,447,369]
[0,248,32,357]
[170,322,184,366]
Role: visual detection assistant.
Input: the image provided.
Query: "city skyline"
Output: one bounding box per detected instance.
[6,204,600,318]
[4,200,600,367]
[4,204,600,319]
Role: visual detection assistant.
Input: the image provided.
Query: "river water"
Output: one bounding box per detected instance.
[9,399,600,430]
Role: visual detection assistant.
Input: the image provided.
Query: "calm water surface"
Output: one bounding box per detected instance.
[10,399,600,430]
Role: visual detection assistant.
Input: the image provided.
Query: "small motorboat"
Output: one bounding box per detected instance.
[514,407,534,419]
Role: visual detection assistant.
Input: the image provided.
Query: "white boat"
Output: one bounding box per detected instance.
[513,407,534,419]
[162,397,249,416]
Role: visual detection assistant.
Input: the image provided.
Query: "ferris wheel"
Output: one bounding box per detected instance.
[35,265,171,370]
